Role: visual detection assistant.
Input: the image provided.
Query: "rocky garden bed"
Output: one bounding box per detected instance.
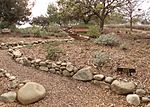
[0,29,149,106]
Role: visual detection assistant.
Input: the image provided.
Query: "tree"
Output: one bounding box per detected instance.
[57,0,94,24]
[30,16,49,28]
[119,0,144,31]
[0,0,34,28]
[58,0,127,33]
[105,12,125,24]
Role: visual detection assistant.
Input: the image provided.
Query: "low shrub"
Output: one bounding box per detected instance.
[93,51,110,68]
[87,25,100,38]
[55,31,68,37]
[18,25,68,38]
[46,25,61,33]
[46,47,62,61]
[95,33,120,46]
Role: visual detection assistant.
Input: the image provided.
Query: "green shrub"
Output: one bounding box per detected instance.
[93,51,110,68]
[46,25,61,33]
[46,47,62,61]
[55,31,68,37]
[95,33,120,46]
[0,22,10,29]
[87,25,100,38]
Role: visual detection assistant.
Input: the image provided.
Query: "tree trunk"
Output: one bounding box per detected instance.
[130,16,133,32]
[99,19,104,33]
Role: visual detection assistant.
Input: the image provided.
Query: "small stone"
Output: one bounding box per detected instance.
[73,67,78,73]
[39,62,47,66]
[10,80,19,89]
[49,69,56,73]
[19,41,24,45]
[126,94,140,106]
[52,63,57,68]
[105,77,114,84]
[5,73,11,78]
[62,70,71,77]
[141,97,150,103]
[56,61,62,65]
[93,74,105,81]
[12,50,22,58]
[35,59,41,63]
[61,62,67,66]
[136,89,146,96]
[0,69,5,73]
[0,92,16,103]
[39,66,49,72]
[8,49,13,53]
[9,76,16,81]
[60,66,66,70]
[66,64,74,72]
[0,73,4,77]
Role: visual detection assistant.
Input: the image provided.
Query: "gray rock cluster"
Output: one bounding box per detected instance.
[0,68,46,105]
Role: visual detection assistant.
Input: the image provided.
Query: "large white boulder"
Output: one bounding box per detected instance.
[17,82,46,105]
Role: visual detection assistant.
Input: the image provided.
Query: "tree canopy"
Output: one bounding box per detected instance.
[0,0,34,27]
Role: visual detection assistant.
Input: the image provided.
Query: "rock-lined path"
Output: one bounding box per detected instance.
[0,50,130,107]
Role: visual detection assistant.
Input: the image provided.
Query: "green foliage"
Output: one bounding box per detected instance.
[0,21,10,29]
[93,51,110,68]
[95,33,120,46]
[47,25,61,33]
[31,16,49,27]
[46,25,68,37]
[18,24,68,37]
[46,46,62,61]
[87,25,100,38]
[0,0,33,26]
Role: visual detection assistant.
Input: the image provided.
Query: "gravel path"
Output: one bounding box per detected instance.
[0,50,130,107]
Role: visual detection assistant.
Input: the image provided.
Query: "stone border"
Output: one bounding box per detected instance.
[0,38,149,106]
[0,38,74,50]
[7,48,150,106]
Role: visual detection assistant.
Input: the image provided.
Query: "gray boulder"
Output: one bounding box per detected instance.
[73,66,93,81]
[111,80,136,95]
[0,91,16,103]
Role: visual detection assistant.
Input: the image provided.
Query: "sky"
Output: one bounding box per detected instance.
[32,0,57,17]
[31,0,150,17]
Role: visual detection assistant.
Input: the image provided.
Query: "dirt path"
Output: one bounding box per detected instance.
[0,49,130,107]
